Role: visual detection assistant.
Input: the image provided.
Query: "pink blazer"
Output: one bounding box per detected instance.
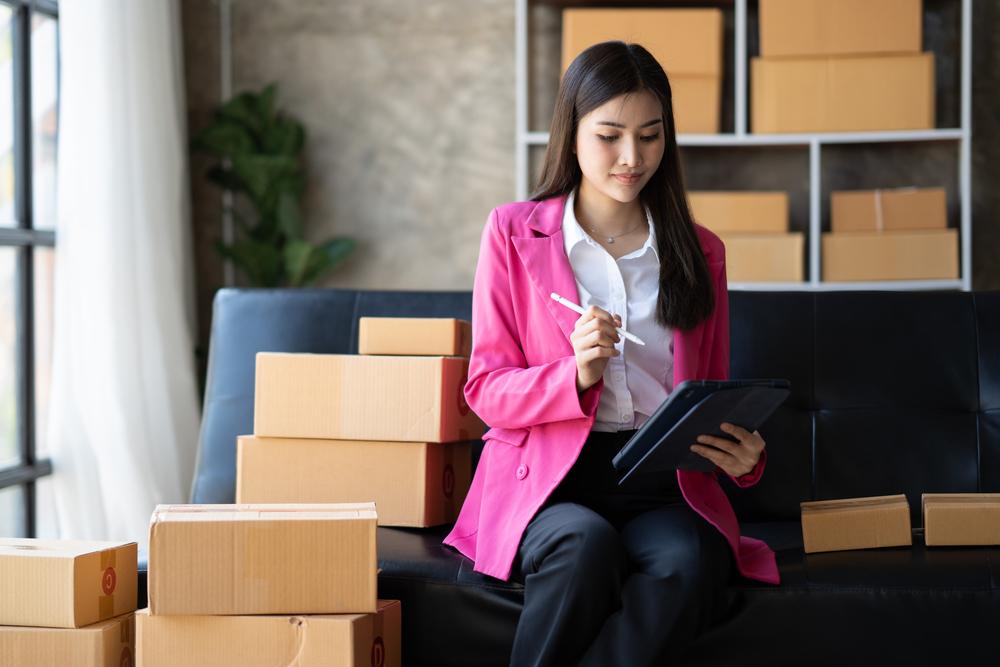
[443,193,780,586]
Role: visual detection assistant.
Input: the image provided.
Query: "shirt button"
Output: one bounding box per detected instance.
[516,464,529,480]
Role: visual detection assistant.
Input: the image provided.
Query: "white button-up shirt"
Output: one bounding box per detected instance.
[562,187,674,432]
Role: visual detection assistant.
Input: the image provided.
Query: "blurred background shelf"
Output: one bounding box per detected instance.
[514,0,973,291]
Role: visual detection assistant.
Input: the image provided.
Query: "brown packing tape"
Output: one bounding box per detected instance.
[371,607,387,667]
[456,320,469,357]
[118,614,135,667]
[99,548,117,621]
[874,189,884,232]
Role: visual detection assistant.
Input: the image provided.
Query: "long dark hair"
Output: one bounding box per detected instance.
[532,41,715,331]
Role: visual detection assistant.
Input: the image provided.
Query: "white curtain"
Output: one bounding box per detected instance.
[40,0,200,549]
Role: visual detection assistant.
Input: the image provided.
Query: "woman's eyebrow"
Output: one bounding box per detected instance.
[595,119,663,129]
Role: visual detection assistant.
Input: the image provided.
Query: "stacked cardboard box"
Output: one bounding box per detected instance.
[237,317,482,527]
[823,186,958,281]
[138,501,401,666]
[561,8,723,134]
[0,538,137,666]
[688,191,803,282]
[753,0,933,133]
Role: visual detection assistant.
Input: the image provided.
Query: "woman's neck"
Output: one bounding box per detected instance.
[575,179,645,238]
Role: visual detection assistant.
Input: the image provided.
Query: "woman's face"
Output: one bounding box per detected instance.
[574,90,665,204]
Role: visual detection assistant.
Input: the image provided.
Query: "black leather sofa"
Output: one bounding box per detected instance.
[142,288,1000,666]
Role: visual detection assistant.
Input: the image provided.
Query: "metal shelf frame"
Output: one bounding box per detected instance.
[514,0,974,291]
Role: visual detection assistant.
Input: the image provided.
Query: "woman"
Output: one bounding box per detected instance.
[442,41,781,667]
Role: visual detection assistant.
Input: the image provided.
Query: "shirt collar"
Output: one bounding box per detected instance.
[562,186,659,261]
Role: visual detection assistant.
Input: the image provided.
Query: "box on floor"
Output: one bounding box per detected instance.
[148,502,377,616]
[136,600,401,667]
[0,538,137,628]
[0,612,134,667]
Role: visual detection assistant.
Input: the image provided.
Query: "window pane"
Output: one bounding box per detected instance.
[0,484,25,537]
[0,6,13,227]
[0,247,16,468]
[33,247,52,457]
[31,12,57,232]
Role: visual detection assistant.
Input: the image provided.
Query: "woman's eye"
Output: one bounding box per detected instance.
[597,134,660,142]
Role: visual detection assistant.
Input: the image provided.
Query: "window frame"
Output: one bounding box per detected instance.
[0,0,59,537]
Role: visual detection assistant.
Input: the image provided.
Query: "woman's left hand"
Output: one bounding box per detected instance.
[690,422,765,477]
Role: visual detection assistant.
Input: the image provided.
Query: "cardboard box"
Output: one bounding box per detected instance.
[716,233,804,282]
[751,53,934,133]
[822,229,958,281]
[0,539,137,628]
[688,191,789,234]
[831,187,947,233]
[561,8,722,134]
[0,612,134,667]
[148,503,377,616]
[254,352,485,443]
[358,317,471,357]
[922,494,1000,546]
[760,0,922,58]
[135,601,401,667]
[664,77,720,135]
[236,435,472,527]
[800,494,912,554]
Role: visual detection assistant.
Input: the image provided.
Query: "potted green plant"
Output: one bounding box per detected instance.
[191,83,354,287]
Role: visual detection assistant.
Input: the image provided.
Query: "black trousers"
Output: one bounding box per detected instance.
[508,429,735,667]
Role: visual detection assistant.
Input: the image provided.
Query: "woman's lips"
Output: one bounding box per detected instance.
[613,173,642,185]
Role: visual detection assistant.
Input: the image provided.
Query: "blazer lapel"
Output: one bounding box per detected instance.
[511,195,581,342]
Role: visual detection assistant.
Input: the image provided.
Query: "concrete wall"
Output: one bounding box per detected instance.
[181,0,999,394]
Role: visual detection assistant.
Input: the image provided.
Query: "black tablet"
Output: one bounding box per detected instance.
[612,378,791,484]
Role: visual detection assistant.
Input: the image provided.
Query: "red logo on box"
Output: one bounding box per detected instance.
[102,567,117,596]
[371,636,385,667]
[443,465,455,498]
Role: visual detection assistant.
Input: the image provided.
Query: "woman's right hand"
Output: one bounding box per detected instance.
[571,305,622,392]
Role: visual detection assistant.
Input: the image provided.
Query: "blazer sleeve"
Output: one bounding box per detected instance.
[462,207,602,430]
[709,246,768,489]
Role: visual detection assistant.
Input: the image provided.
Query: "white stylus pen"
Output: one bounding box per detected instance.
[550,292,646,346]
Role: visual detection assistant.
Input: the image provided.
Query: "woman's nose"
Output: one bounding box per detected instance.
[619,138,642,167]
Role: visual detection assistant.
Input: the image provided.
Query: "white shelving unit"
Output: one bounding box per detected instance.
[514,0,973,291]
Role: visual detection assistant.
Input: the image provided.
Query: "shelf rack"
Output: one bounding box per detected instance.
[514,0,973,291]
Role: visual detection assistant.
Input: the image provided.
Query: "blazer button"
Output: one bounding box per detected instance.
[515,464,529,480]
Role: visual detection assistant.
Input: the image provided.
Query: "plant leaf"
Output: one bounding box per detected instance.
[283,239,317,287]
[231,154,298,208]
[191,121,254,157]
[217,90,263,137]
[299,237,356,286]
[276,191,304,239]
